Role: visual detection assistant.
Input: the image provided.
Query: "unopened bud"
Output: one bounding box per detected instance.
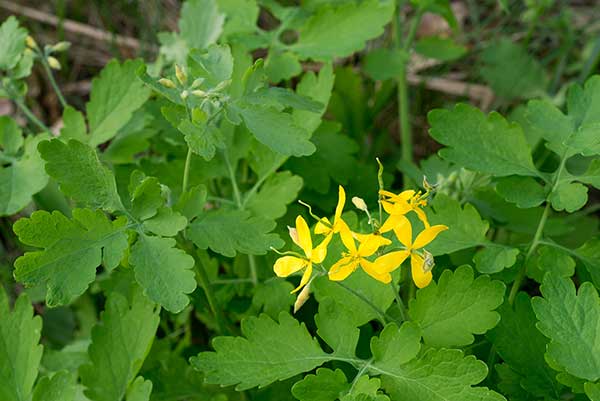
[180,90,189,100]
[288,226,299,245]
[190,77,204,89]
[352,196,368,212]
[51,41,71,52]
[214,79,231,92]
[158,78,176,89]
[191,89,207,98]
[26,35,37,49]
[422,250,435,273]
[46,56,61,70]
[175,64,187,85]
[293,282,311,313]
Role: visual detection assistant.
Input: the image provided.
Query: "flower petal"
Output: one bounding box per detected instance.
[312,233,332,264]
[360,259,392,283]
[380,214,410,234]
[382,200,411,216]
[411,253,432,288]
[315,217,332,235]
[295,215,313,257]
[413,207,430,229]
[339,223,357,254]
[413,224,448,249]
[274,256,306,277]
[292,263,313,293]
[372,250,410,273]
[392,217,413,249]
[334,185,346,224]
[328,257,358,281]
[357,234,390,257]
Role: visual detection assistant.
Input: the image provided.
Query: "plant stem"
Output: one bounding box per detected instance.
[40,58,67,108]
[1,79,49,132]
[394,5,423,189]
[182,147,193,193]
[508,202,550,305]
[390,280,407,322]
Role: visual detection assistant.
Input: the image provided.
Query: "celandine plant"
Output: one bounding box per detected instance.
[0,1,599,401]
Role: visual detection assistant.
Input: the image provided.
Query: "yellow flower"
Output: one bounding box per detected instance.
[328,224,392,283]
[379,215,448,288]
[315,185,346,236]
[274,216,331,293]
[379,189,429,231]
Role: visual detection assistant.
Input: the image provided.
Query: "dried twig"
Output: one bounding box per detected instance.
[407,73,495,110]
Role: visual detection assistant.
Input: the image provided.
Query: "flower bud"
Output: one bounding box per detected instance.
[288,226,299,244]
[293,282,311,313]
[26,35,37,49]
[352,196,368,212]
[214,79,231,92]
[175,64,187,85]
[158,78,176,89]
[180,90,189,100]
[47,56,61,70]
[190,77,204,89]
[191,89,207,98]
[51,41,71,52]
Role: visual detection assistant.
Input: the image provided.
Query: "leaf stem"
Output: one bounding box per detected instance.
[390,280,407,322]
[40,57,68,108]
[182,146,193,193]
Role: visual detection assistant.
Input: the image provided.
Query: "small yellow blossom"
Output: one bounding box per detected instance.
[315,185,347,236]
[274,216,331,293]
[328,224,392,283]
[379,189,430,231]
[381,216,448,288]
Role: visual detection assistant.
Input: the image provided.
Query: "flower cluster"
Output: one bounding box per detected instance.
[273,184,448,293]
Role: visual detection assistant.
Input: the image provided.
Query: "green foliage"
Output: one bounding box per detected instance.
[0,16,27,70]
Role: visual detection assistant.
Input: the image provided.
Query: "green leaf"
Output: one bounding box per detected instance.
[191,312,330,390]
[495,176,545,208]
[532,273,600,381]
[363,48,407,81]
[175,184,207,221]
[178,119,224,161]
[237,103,316,157]
[371,323,422,371]
[0,290,43,401]
[290,0,394,61]
[80,289,159,401]
[87,59,150,146]
[0,119,49,215]
[126,377,153,401]
[32,371,76,401]
[487,293,560,399]
[39,139,124,212]
[129,235,196,313]
[60,106,88,142]
[340,376,390,401]
[251,278,294,320]
[188,44,233,88]
[187,209,284,257]
[313,268,395,326]
[413,0,457,28]
[481,39,546,100]
[246,171,303,220]
[218,0,259,38]
[425,194,489,256]
[0,16,27,70]
[586,382,600,401]
[548,181,588,212]
[473,246,519,274]
[179,0,224,50]
[286,122,358,193]
[13,209,129,306]
[291,368,349,401]
[315,297,360,358]
[142,207,187,237]
[527,245,575,283]
[292,63,335,135]
[409,266,505,347]
[428,104,539,177]
[371,323,504,401]
[414,36,467,61]
[265,51,302,83]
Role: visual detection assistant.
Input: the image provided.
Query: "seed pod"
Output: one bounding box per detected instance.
[175,64,187,85]
[52,41,71,52]
[47,56,61,70]
[158,78,176,89]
